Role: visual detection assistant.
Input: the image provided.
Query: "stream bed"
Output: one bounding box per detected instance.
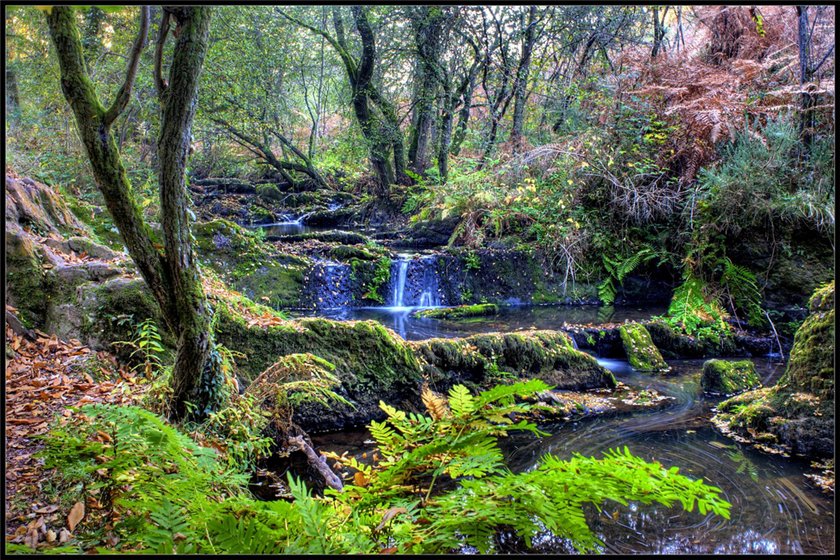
[306,307,834,554]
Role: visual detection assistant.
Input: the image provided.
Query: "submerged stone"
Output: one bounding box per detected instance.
[619,323,669,372]
[701,359,761,395]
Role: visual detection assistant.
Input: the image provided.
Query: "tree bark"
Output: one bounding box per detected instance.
[407,6,445,176]
[156,7,221,420]
[510,5,538,153]
[47,6,222,421]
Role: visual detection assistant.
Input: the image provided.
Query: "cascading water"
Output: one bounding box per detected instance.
[387,254,442,309]
[392,259,410,308]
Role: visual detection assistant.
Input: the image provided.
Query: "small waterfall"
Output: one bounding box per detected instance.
[392,259,410,308]
[387,254,442,309]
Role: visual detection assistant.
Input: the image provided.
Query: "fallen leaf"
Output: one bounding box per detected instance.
[67,501,84,532]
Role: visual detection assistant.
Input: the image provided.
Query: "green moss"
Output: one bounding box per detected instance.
[412,330,616,391]
[779,280,834,400]
[619,323,669,373]
[5,229,50,327]
[712,282,834,459]
[351,256,391,304]
[701,359,761,395]
[214,307,421,388]
[413,303,499,320]
[329,245,377,261]
[193,219,311,308]
[255,183,284,202]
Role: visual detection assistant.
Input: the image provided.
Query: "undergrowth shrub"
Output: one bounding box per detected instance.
[40,381,731,554]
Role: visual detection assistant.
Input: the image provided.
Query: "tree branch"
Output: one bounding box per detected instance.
[154,8,170,97]
[103,6,149,126]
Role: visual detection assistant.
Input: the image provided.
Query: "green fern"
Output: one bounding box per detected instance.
[598,246,664,305]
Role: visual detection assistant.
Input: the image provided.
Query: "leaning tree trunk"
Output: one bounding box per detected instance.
[47,6,223,420]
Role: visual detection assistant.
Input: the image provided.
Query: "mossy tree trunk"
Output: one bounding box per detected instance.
[46,6,223,421]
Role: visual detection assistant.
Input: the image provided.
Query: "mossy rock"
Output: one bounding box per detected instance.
[413,303,499,320]
[779,280,834,401]
[412,330,616,393]
[328,244,377,262]
[701,359,761,395]
[215,309,423,432]
[255,183,284,202]
[4,228,50,327]
[712,282,834,459]
[193,219,311,308]
[270,230,370,245]
[619,323,669,372]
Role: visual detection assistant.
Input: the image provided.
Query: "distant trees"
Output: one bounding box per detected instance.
[46,6,223,420]
[280,6,408,193]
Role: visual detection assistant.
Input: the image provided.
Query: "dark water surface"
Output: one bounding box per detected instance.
[300,303,668,340]
[308,306,834,554]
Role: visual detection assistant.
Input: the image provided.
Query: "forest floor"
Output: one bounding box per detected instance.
[4,318,143,549]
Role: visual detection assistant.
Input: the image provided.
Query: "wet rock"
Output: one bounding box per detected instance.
[413,330,616,393]
[619,323,669,373]
[412,303,499,320]
[701,359,761,395]
[713,281,835,459]
[269,230,370,245]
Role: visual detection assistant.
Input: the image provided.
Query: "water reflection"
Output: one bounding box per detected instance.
[308,304,668,341]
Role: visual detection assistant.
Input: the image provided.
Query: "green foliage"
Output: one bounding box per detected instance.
[201,393,274,471]
[113,318,166,379]
[662,275,730,342]
[40,380,731,554]
[598,245,666,305]
[40,404,248,550]
[695,117,834,236]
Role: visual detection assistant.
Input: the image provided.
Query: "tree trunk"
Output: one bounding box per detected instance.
[510,5,538,153]
[5,67,21,126]
[450,64,478,155]
[407,6,445,176]
[157,7,221,420]
[438,77,454,183]
[47,6,223,421]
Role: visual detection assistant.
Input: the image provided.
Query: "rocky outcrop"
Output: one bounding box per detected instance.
[712,281,834,459]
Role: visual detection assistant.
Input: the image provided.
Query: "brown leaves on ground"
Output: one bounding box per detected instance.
[4,318,145,549]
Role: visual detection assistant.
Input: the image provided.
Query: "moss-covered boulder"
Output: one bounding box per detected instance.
[413,303,499,320]
[255,183,284,202]
[5,228,51,327]
[215,309,423,432]
[701,359,761,395]
[712,281,834,459]
[619,323,669,372]
[193,219,311,308]
[413,330,616,393]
